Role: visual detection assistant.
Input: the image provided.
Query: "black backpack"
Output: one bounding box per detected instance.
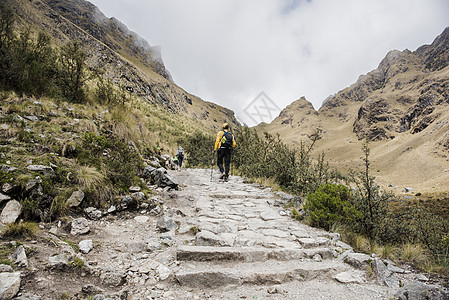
[221,131,233,148]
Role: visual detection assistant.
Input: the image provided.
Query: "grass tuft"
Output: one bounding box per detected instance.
[3,222,39,239]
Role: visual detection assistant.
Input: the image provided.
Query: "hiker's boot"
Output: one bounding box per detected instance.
[219,173,225,180]
[224,175,229,182]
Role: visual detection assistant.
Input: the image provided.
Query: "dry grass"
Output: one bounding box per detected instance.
[400,243,430,266]
[77,165,105,191]
[3,222,39,238]
[373,244,400,260]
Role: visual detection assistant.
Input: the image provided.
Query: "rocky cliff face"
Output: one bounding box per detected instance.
[9,0,238,130]
[320,28,449,141]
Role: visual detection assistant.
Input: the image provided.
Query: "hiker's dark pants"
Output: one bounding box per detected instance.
[217,147,232,176]
[177,155,183,167]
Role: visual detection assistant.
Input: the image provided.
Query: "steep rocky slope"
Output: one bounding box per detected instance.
[8,0,238,131]
[259,27,449,192]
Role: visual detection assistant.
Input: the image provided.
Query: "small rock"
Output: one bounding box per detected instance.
[195,231,222,246]
[26,165,54,176]
[67,190,85,207]
[129,186,141,192]
[24,115,38,122]
[150,205,162,215]
[0,264,14,272]
[335,240,353,251]
[313,254,322,262]
[156,264,172,281]
[415,274,429,282]
[160,231,175,247]
[10,245,28,268]
[0,200,22,224]
[343,253,372,269]
[0,193,11,204]
[162,291,175,300]
[107,205,116,214]
[49,254,69,267]
[147,239,163,252]
[49,226,58,235]
[84,207,103,220]
[333,271,366,284]
[100,270,126,287]
[156,216,178,232]
[71,218,90,235]
[81,284,104,295]
[79,240,93,254]
[134,216,149,223]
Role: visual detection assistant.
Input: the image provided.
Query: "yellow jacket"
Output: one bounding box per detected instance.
[214,130,236,151]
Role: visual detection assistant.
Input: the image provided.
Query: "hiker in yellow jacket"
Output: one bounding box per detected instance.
[214,123,236,181]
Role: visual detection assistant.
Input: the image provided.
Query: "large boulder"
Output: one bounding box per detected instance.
[394,281,449,300]
[142,165,157,179]
[343,253,372,269]
[153,168,178,189]
[371,257,399,288]
[0,200,22,224]
[0,272,21,300]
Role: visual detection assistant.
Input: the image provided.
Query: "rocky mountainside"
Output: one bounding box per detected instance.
[259,27,449,193]
[8,0,238,130]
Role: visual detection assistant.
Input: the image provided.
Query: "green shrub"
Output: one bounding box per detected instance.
[182,131,214,167]
[78,132,144,192]
[304,183,362,231]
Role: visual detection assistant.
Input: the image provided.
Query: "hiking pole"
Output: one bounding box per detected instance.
[210,150,215,182]
[230,149,234,177]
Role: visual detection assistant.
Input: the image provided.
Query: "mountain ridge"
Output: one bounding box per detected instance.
[259,27,449,192]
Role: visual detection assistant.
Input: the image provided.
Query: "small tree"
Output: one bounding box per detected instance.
[0,2,15,89]
[349,139,390,239]
[59,41,88,103]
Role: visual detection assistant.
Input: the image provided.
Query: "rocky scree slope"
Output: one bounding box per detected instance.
[1,169,448,299]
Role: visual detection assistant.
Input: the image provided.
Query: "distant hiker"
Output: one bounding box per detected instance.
[173,155,179,167]
[176,146,184,169]
[214,123,236,181]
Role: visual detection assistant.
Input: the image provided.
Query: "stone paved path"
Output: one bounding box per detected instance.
[170,169,397,299]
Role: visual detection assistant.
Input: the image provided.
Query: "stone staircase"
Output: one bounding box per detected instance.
[170,169,398,299]
[175,245,357,288]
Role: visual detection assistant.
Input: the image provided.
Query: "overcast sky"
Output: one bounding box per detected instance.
[88,0,448,126]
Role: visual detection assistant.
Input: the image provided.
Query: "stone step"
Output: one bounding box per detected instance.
[176,245,334,262]
[175,259,353,288]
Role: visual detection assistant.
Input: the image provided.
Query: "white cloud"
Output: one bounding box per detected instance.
[89,0,449,126]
